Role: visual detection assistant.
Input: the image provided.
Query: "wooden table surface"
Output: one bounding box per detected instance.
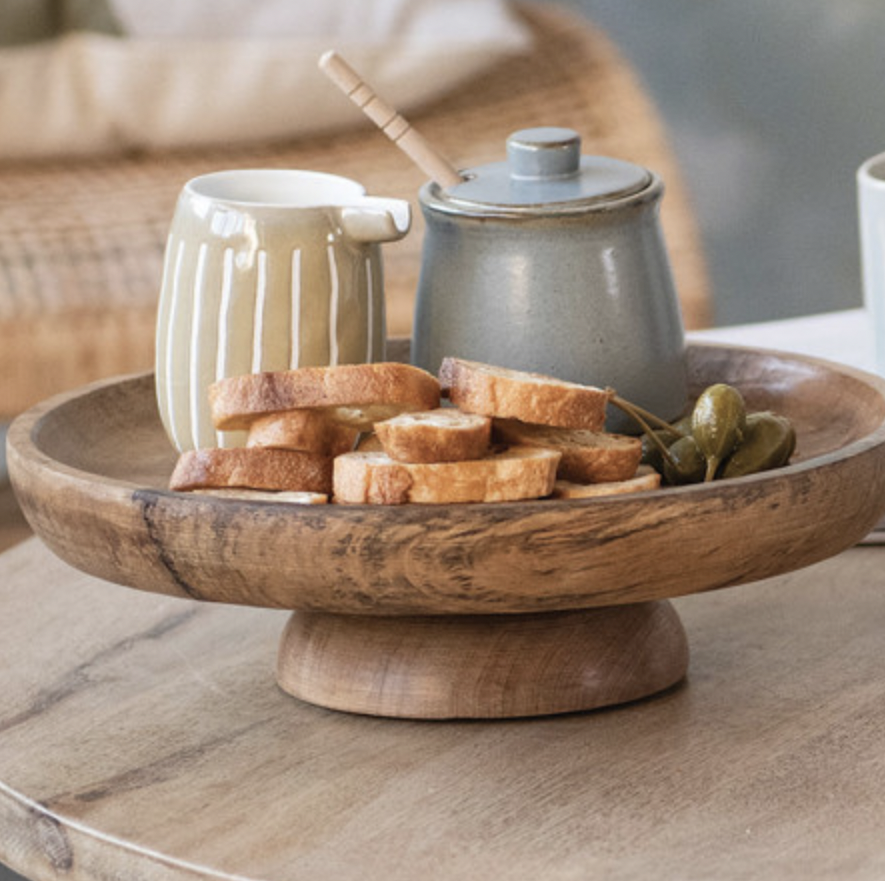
[2,537,885,881]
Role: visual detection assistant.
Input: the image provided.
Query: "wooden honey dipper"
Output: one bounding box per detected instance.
[319,50,464,189]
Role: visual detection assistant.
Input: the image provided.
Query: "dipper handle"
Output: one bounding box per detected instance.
[319,50,464,189]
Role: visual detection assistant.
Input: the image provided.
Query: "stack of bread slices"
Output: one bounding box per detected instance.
[169,357,661,505]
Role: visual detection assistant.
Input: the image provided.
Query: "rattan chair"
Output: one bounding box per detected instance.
[0,3,711,420]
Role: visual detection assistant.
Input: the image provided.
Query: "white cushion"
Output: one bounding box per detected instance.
[0,0,530,160]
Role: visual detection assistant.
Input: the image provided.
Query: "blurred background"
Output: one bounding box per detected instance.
[3,0,883,328]
[549,0,884,326]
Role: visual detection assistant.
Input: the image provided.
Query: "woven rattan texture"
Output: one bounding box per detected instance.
[0,4,710,418]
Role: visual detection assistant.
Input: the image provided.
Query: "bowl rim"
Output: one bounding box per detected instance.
[9,342,885,615]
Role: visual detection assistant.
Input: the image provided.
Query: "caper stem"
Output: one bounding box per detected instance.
[704,459,718,482]
[608,392,688,437]
[606,391,678,469]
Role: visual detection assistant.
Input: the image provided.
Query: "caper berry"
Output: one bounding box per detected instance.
[720,411,796,479]
[663,435,707,485]
[640,428,681,471]
[691,383,747,482]
[671,414,694,436]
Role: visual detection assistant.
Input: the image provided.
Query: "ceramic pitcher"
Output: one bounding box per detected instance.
[155,169,410,452]
[412,127,687,430]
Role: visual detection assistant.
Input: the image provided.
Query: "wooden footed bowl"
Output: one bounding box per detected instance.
[8,344,885,719]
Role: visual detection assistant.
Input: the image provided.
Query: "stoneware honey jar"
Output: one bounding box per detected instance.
[412,127,687,430]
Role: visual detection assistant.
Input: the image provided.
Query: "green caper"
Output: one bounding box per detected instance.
[720,411,796,479]
[691,383,747,482]
[640,431,663,470]
[662,435,706,485]
[641,428,681,470]
[671,414,694,436]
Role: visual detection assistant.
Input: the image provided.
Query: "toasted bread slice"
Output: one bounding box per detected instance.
[551,466,661,499]
[333,445,560,505]
[193,488,328,504]
[374,408,491,463]
[170,447,333,494]
[246,409,358,456]
[209,363,441,431]
[439,358,610,431]
[492,418,641,484]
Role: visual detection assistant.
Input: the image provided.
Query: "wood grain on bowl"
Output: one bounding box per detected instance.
[8,345,885,616]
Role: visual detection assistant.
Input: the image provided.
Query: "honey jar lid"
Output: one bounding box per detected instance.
[425,127,652,216]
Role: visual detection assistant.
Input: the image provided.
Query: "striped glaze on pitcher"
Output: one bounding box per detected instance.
[155,170,410,452]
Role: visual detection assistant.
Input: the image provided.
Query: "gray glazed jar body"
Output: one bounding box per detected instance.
[412,177,688,431]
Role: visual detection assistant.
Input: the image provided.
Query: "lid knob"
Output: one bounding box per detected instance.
[506,127,581,181]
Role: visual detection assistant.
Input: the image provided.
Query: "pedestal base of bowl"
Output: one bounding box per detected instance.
[275,600,689,719]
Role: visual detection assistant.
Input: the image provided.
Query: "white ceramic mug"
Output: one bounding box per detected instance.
[858,152,885,375]
[155,169,410,452]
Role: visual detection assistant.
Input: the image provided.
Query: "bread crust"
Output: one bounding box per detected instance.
[333,445,560,504]
[170,447,333,494]
[374,408,491,463]
[209,363,441,431]
[492,418,641,483]
[246,409,358,456]
[439,358,610,430]
[551,466,661,499]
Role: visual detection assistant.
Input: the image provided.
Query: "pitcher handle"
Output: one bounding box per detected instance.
[338,197,411,244]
